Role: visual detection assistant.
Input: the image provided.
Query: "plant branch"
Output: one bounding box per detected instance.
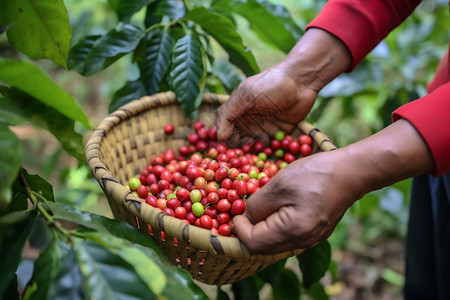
[144,23,163,34]
[19,171,52,220]
[18,170,71,237]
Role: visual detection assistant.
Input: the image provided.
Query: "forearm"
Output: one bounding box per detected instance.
[342,118,434,194]
[276,28,352,92]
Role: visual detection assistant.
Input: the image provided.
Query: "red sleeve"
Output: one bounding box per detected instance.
[306,0,450,176]
[392,84,450,176]
[306,0,421,70]
[392,54,450,176]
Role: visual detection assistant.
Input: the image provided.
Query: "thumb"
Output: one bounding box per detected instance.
[232,214,254,245]
[216,105,236,142]
[233,213,282,254]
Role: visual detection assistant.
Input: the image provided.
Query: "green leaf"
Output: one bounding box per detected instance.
[75,238,156,300]
[0,210,37,296]
[44,202,208,300]
[212,0,302,53]
[254,258,286,284]
[2,273,19,300]
[208,9,237,26]
[0,94,28,125]
[168,25,186,43]
[0,58,92,128]
[213,60,244,90]
[42,148,64,179]
[257,0,303,41]
[205,74,227,95]
[28,216,53,249]
[144,0,162,28]
[0,189,28,217]
[67,35,102,73]
[0,88,86,162]
[217,287,231,300]
[153,0,186,20]
[109,80,147,113]
[77,231,167,296]
[137,29,174,95]
[0,122,22,209]
[5,167,53,218]
[197,31,215,66]
[44,202,160,249]
[271,268,301,300]
[79,24,144,76]
[23,239,85,300]
[0,210,30,239]
[108,0,157,22]
[167,270,208,300]
[9,169,54,220]
[304,281,328,300]
[0,0,71,68]
[231,276,260,300]
[169,34,205,120]
[297,240,331,289]
[184,7,259,76]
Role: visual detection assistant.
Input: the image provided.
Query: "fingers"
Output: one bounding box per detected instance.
[243,172,292,223]
[216,74,285,144]
[233,209,321,254]
[243,190,281,223]
[217,107,287,146]
[237,116,279,144]
[216,105,237,142]
[273,119,296,135]
[232,214,288,254]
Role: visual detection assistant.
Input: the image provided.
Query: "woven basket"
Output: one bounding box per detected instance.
[85,91,337,286]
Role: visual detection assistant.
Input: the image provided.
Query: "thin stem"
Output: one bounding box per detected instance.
[19,172,53,221]
[19,171,71,237]
[30,191,54,222]
[144,23,163,34]
[178,20,190,35]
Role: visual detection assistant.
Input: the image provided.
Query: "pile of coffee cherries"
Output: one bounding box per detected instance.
[127,121,313,237]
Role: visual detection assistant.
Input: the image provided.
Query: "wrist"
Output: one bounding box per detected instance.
[277,28,352,92]
[342,119,434,193]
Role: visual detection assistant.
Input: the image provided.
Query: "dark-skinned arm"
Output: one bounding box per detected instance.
[217,28,351,145]
[233,119,434,254]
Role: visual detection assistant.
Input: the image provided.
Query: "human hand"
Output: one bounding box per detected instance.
[233,119,434,254]
[233,149,363,254]
[217,66,318,146]
[217,28,352,147]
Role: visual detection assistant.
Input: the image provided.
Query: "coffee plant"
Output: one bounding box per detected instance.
[0,0,332,299]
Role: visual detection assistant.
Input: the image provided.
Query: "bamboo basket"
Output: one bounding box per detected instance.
[85,91,337,286]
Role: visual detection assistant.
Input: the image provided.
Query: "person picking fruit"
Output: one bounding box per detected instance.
[217,1,450,299]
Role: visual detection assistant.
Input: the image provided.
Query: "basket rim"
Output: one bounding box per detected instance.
[85,91,337,263]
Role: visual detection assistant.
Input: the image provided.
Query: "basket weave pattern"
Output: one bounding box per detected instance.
[85,91,337,285]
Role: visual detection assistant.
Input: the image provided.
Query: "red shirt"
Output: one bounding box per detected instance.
[307,0,450,176]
